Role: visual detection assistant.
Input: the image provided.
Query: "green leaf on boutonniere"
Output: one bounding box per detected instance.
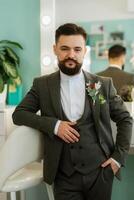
[99,94,106,104]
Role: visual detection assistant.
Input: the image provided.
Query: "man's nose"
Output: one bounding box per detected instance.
[67,49,75,58]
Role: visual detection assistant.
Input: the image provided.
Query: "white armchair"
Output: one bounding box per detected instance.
[0,125,54,200]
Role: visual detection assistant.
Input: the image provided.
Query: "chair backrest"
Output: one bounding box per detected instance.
[0,126,44,189]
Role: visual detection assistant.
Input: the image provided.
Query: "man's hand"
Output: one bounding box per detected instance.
[101,158,120,175]
[57,121,80,143]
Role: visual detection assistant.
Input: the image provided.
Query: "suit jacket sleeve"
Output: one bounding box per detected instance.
[108,79,133,166]
[12,78,58,139]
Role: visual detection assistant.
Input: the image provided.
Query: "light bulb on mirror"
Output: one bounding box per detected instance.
[42,56,51,66]
[41,15,51,26]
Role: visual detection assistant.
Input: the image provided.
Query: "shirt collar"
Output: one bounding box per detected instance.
[60,70,84,81]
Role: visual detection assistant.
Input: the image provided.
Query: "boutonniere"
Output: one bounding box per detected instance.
[86,81,106,105]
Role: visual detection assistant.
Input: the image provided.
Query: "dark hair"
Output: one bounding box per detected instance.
[55,23,87,43]
[108,44,126,59]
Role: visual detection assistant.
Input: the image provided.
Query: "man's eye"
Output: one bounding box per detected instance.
[61,48,68,51]
[75,49,81,52]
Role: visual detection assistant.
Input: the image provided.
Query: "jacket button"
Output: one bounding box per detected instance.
[79,145,82,149]
[73,163,76,166]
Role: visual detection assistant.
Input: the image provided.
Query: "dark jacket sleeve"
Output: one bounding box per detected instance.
[108,79,133,166]
[12,78,58,139]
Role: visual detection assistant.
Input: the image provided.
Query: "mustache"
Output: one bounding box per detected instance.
[61,58,80,65]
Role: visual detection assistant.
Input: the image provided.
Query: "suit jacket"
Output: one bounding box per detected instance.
[12,70,132,184]
[97,67,134,94]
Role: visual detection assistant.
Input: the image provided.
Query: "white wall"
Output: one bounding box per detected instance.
[56,0,134,26]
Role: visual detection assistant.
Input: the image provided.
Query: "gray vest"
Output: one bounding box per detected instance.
[59,94,106,176]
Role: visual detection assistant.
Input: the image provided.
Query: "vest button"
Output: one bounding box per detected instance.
[73,163,76,166]
[79,145,82,149]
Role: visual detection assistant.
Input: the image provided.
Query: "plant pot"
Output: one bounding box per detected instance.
[124,102,134,117]
[7,85,22,105]
[0,84,7,110]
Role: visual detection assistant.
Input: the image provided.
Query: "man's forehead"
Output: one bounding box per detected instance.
[56,35,85,46]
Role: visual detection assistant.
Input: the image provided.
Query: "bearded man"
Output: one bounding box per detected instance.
[12,23,132,200]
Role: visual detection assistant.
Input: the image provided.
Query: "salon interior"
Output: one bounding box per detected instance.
[0,0,134,200]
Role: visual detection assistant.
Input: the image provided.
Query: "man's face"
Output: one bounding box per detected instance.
[53,35,86,75]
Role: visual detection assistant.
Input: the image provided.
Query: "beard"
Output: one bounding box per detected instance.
[58,58,82,76]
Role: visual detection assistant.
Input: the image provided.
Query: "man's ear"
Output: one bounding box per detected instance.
[53,45,57,55]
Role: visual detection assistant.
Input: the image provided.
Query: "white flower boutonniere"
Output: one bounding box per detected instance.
[86,81,106,105]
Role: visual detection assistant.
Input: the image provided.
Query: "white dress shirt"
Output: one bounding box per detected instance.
[60,70,85,121]
[54,70,85,133]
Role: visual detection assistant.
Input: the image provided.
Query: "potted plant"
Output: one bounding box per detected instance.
[0,40,23,107]
[119,85,134,116]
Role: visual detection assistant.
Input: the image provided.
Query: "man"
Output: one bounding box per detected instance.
[97,44,134,94]
[12,24,132,200]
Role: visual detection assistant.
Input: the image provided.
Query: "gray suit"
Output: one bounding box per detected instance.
[12,70,132,185]
[97,67,134,94]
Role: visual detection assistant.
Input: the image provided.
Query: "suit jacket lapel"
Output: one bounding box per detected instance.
[83,71,100,129]
[47,71,62,119]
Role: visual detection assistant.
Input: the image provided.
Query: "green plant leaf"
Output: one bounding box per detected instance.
[0,74,4,93]
[0,40,23,49]
[0,47,5,51]
[5,47,20,65]
[14,76,22,85]
[3,61,18,78]
[0,52,5,61]
[9,76,21,85]
[0,40,23,92]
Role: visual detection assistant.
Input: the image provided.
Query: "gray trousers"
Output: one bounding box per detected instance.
[54,166,114,200]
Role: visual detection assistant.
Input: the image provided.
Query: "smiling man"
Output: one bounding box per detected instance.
[12,23,132,200]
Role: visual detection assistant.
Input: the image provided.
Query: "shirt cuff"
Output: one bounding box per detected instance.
[111,158,121,168]
[54,120,61,135]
